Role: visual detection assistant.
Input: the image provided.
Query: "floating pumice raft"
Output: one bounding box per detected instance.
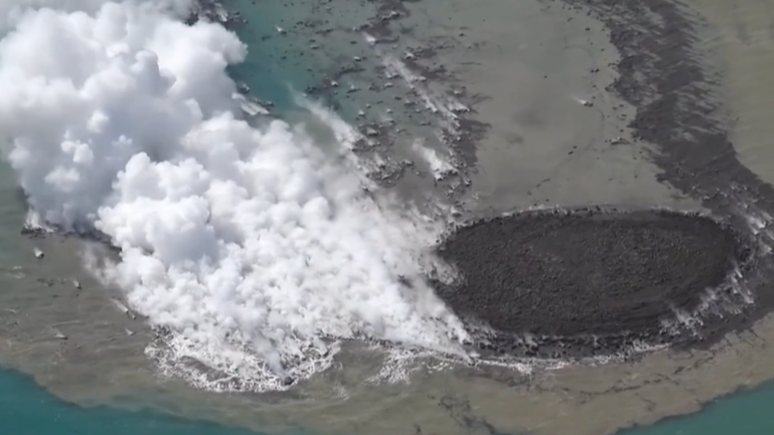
[433,207,757,360]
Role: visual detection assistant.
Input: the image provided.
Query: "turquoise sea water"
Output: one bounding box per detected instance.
[2,3,774,435]
[227,1,318,111]
[2,365,774,435]
[626,385,774,435]
[0,368,262,435]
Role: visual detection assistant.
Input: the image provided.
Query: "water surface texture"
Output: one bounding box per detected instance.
[2,366,774,435]
[2,1,774,435]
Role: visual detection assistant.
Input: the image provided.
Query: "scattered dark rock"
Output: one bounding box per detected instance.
[433,207,756,358]
[546,0,774,353]
[21,226,47,239]
[186,0,244,29]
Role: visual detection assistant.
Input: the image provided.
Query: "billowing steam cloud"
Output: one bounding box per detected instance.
[0,0,467,389]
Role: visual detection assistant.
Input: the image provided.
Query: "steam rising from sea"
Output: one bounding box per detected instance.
[0,0,469,390]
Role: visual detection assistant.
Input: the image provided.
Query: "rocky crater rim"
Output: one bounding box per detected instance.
[431,206,757,359]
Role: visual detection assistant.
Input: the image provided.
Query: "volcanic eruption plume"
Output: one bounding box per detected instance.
[0,0,468,390]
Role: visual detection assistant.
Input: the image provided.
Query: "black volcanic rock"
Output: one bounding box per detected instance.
[433,208,753,358]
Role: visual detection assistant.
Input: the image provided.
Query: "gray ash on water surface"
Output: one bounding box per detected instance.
[433,207,757,359]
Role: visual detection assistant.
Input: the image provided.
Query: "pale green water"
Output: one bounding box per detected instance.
[2,2,773,435]
[1,365,773,435]
[0,368,264,435]
[626,386,774,435]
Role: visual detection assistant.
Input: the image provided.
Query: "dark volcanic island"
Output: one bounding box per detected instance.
[422,0,774,365]
[434,208,757,359]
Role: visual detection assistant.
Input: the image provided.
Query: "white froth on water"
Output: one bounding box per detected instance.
[363,346,537,387]
[365,348,448,385]
[381,55,469,133]
[293,93,382,181]
[411,139,457,181]
[0,0,469,390]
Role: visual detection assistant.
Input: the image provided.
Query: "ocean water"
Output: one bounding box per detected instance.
[226,4,308,111]
[626,384,774,435]
[1,2,773,435]
[2,364,774,435]
[198,2,774,434]
[0,368,263,435]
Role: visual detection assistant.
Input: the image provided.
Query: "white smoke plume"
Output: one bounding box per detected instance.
[0,0,468,389]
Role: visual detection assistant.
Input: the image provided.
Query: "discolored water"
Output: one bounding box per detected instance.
[3,1,774,435]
